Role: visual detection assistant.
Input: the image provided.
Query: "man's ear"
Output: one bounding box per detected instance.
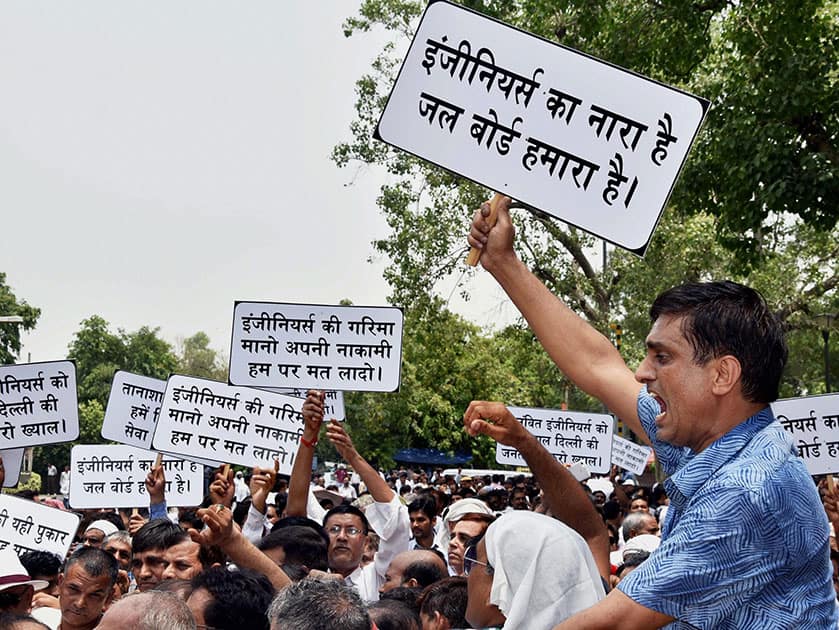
[403,577,419,588]
[712,355,741,396]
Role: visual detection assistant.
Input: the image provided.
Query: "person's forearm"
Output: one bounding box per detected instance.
[489,257,644,438]
[221,531,291,590]
[287,426,318,516]
[346,451,393,503]
[516,432,610,581]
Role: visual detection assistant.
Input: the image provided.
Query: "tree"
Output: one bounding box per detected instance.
[335,0,838,399]
[0,272,41,365]
[177,331,228,381]
[33,317,181,473]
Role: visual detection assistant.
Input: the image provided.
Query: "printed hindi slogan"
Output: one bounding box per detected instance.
[771,393,839,476]
[496,406,614,474]
[272,388,346,422]
[154,375,307,473]
[0,361,79,449]
[70,445,204,509]
[611,435,652,476]
[0,448,24,487]
[101,371,166,450]
[229,302,404,392]
[376,0,708,253]
[0,494,79,559]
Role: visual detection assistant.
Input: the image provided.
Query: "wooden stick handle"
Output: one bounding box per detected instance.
[465,193,504,267]
[153,453,163,468]
[221,464,230,479]
[828,474,835,493]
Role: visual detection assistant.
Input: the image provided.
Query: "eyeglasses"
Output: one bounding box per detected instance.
[326,525,365,537]
[463,545,493,576]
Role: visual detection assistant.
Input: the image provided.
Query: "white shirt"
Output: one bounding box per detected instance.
[308,490,410,602]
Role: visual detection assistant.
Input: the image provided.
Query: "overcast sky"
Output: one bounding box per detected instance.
[0,1,517,365]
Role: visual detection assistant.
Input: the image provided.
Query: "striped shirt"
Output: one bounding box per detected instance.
[618,387,839,629]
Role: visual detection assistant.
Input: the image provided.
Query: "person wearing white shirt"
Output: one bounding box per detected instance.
[287,391,410,602]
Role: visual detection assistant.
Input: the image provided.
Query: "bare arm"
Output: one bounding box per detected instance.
[553,588,674,630]
[468,198,644,436]
[189,505,291,591]
[286,390,324,517]
[326,420,394,503]
[464,401,610,582]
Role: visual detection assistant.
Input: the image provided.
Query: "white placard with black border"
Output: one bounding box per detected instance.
[153,375,306,473]
[0,493,80,559]
[376,0,709,254]
[229,302,403,392]
[0,360,79,449]
[70,444,204,509]
[496,406,614,474]
[611,435,651,476]
[771,393,839,476]
[270,388,346,422]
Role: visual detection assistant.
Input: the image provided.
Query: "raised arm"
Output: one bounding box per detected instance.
[189,504,291,591]
[464,401,611,583]
[467,198,643,435]
[286,390,325,517]
[326,420,394,503]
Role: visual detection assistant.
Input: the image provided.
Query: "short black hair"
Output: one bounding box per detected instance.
[19,550,62,578]
[403,556,445,589]
[64,546,119,587]
[368,598,420,630]
[132,519,188,554]
[271,516,330,546]
[190,567,275,630]
[417,577,468,627]
[650,280,787,403]
[407,496,436,521]
[257,526,328,572]
[323,504,370,535]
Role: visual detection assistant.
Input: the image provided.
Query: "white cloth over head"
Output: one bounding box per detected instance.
[434,497,495,552]
[85,519,119,538]
[484,511,606,630]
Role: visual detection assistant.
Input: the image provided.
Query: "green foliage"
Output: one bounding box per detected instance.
[0,272,41,365]
[3,471,41,494]
[177,332,228,381]
[67,315,179,409]
[335,0,838,417]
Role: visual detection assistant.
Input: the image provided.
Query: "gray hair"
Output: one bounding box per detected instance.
[621,511,654,541]
[104,591,196,630]
[103,530,132,546]
[267,579,370,630]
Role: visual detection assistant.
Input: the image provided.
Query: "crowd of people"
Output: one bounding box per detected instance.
[2,197,838,629]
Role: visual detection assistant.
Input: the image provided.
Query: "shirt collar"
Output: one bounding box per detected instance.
[667,406,776,503]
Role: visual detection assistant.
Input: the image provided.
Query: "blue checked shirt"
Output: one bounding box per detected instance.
[618,387,839,629]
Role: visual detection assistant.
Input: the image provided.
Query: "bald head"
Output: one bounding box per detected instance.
[95,591,195,630]
[380,550,447,595]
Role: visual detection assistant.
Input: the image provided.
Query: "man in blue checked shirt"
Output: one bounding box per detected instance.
[467,197,839,629]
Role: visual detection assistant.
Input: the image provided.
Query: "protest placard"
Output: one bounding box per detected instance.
[229,302,403,392]
[271,388,346,421]
[70,444,204,509]
[611,435,652,476]
[0,493,79,559]
[101,371,166,449]
[496,406,614,473]
[154,375,306,473]
[771,393,839,476]
[0,449,24,487]
[376,0,709,254]
[0,360,79,449]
